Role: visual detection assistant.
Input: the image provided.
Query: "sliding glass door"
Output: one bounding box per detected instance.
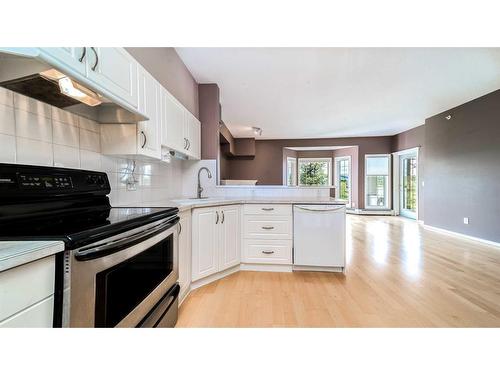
[400,153,417,219]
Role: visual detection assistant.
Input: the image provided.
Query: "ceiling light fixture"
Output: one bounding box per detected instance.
[252,127,262,136]
[445,115,452,120]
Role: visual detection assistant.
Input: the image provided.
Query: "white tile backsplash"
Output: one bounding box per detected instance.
[16,137,53,166]
[52,107,79,126]
[0,104,15,135]
[15,109,53,142]
[79,117,99,133]
[53,144,80,168]
[80,149,101,170]
[0,87,14,107]
[53,120,80,147]
[0,134,16,163]
[13,92,51,118]
[79,128,100,152]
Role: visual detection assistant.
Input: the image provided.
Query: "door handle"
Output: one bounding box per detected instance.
[78,47,86,62]
[183,138,187,150]
[90,47,99,71]
[261,226,274,230]
[221,211,225,224]
[215,211,219,224]
[262,250,274,254]
[187,139,191,150]
[178,222,182,235]
[141,131,147,148]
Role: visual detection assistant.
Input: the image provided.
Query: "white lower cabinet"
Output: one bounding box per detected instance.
[0,255,55,328]
[242,204,293,265]
[191,205,241,282]
[178,211,192,301]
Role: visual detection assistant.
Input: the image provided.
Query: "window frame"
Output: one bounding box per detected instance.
[297,157,332,187]
[334,155,351,205]
[286,156,297,186]
[364,154,391,210]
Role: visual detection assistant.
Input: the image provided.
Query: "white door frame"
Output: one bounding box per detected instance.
[334,155,352,207]
[392,147,419,220]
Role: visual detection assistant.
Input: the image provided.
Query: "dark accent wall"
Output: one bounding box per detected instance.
[225,137,392,209]
[125,48,199,118]
[391,124,425,220]
[198,84,220,160]
[423,89,500,242]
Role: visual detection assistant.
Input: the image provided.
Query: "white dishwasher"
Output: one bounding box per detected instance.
[293,204,346,272]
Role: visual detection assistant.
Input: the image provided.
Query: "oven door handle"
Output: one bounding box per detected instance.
[75,216,179,261]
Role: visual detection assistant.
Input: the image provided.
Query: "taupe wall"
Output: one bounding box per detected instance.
[225,137,392,209]
[423,89,500,242]
[391,125,425,220]
[126,48,199,118]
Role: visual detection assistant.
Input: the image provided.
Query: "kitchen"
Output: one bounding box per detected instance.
[1,39,499,375]
[0,47,349,328]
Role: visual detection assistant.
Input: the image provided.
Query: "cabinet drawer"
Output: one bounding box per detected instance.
[0,295,54,328]
[0,256,55,322]
[243,204,292,216]
[243,239,292,264]
[243,216,292,239]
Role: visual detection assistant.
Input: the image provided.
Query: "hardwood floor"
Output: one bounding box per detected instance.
[176,215,500,327]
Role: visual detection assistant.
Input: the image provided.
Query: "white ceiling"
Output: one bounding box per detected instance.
[176,48,500,139]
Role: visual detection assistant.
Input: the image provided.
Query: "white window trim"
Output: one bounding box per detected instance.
[392,147,419,220]
[364,154,391,210]
[334,155,351,206]
[286,156,297,186]
[298,157,332,187]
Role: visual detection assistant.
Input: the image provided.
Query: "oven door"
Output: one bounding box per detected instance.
[65,216,179,327]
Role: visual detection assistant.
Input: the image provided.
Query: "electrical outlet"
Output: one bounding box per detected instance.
[463,217,469,225]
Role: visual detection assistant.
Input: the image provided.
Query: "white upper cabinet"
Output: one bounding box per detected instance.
[161,89,186,152]
[137,67,161,159]
[39,47,87,76]
[184,111,201,160]
[86,48,138,108]
[161,90,201,160]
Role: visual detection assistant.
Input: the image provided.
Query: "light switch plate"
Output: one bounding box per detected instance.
[463,217,469,225]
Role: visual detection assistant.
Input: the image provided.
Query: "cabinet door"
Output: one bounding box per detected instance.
[185,111,201,160]
[137,67,161,159]
[178,213,191,299]
[40,47,87,76]
[161,89,186,152]
[219,205,241,271]
[86,47,138,108]
[192,207,219,281]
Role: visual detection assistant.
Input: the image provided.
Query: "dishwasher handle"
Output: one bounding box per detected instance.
[294,205,345,212]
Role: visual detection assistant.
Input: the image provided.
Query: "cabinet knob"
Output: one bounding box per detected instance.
[261,208,274,211]
[262,250,275,254]
[261,226,274,230]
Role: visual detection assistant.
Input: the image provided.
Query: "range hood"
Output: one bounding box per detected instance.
[0,52,147,123]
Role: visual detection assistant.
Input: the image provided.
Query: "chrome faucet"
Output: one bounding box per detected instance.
[197,167,213,198]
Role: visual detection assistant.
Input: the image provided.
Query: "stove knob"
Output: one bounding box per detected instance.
[97,176,105,186]
[86,175,95,184]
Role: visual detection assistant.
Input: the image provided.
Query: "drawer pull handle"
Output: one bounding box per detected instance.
[262,250,275,254]
[262,208,274,211]
[262,226,274,230]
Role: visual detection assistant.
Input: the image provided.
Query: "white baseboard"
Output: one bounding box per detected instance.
[423,224,500,248]
[190,265,240,291]
[240,263,293,272]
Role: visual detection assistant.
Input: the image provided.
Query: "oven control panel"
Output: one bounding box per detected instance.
[19,174,73,189]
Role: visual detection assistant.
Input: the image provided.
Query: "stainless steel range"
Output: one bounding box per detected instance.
[0,163,180,328]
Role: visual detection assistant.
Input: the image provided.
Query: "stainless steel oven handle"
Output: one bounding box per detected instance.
[75,216,179,261]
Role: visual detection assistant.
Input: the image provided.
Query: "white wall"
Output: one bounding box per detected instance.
[0,87,183,206]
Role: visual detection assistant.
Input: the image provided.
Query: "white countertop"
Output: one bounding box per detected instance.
[0,241,65,272]
[139,196,346,212]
